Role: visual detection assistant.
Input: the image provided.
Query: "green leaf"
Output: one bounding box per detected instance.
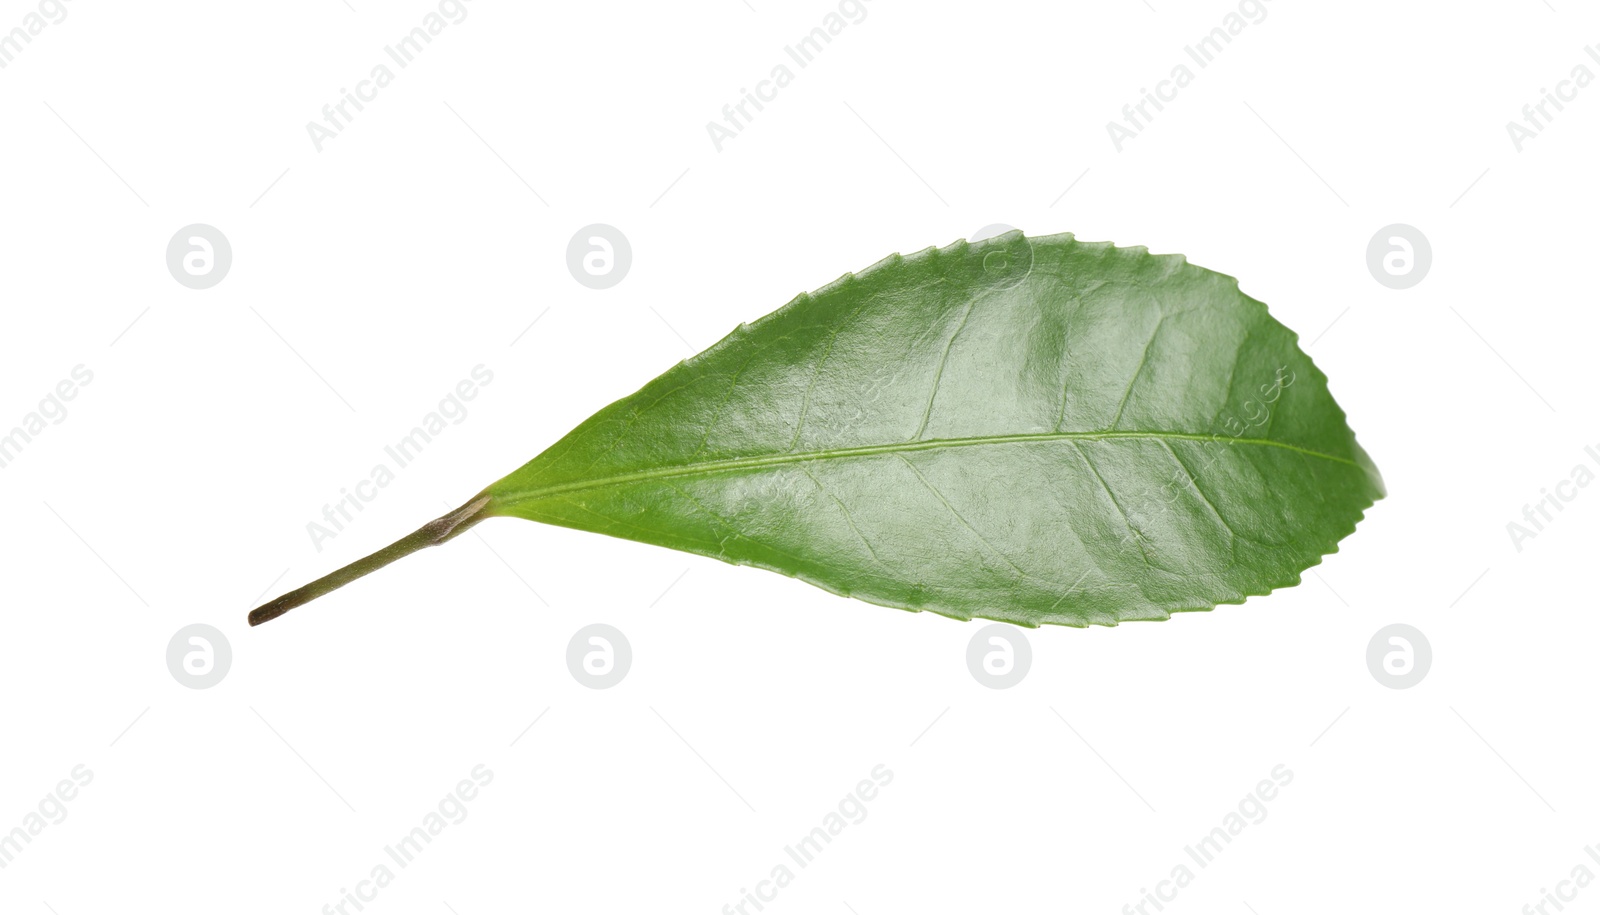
[250,232,1382,629]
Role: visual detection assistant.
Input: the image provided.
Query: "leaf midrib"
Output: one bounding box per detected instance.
[495,430,1359,508]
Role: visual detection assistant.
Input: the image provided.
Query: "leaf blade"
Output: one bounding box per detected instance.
[485,231,1382,627]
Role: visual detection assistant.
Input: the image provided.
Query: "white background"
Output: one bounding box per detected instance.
[1,1,1596,913]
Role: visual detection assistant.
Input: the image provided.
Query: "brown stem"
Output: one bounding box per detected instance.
[248,494,494,627]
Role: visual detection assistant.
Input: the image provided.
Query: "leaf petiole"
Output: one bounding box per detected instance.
[247,494,494,627]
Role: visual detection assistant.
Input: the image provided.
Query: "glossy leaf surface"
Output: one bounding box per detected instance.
[475,231,1383,627]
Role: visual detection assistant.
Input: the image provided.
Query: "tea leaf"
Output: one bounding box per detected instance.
[250,232,1382,628]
